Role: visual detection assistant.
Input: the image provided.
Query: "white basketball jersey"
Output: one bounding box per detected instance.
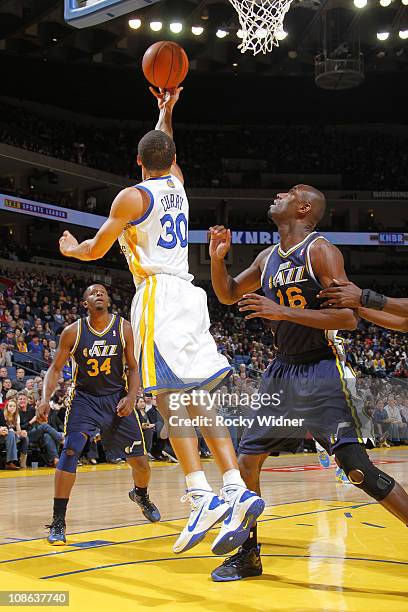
[119,174,193,288]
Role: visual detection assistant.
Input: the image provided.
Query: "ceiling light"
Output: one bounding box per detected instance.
[150,21,162,32]
[379,0,392,6]
[192,26,204,36]
[170,22,183,34]
[216,29,228,39]
[237,29,244,39]
[399,29,408,39]
[353,0,367,7]
[128,18,141,30]
[376,31,389,41]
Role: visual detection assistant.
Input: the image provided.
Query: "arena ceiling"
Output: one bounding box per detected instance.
[0,0,407,76]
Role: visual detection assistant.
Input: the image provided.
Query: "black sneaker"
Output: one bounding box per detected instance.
[129,488,161,522]
[46,517,66,546]
[211,545,262,582]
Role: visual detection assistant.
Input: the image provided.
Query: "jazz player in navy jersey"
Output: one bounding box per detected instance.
[40,284,160,545]
[209,184,408,581]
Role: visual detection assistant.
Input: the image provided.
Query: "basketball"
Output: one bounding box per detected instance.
[142,41,189,90]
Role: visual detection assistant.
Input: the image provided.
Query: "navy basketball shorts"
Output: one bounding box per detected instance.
[65,389,146,458]
[238,357,363,456]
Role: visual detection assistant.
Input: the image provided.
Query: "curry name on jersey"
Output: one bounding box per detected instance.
[119,174,193,288]
[261,231,337,362]
[71,315,127,395]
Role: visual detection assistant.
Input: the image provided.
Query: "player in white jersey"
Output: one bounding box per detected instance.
[59,86,265,558]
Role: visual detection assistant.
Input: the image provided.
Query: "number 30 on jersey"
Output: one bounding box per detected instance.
[157,213,188,249]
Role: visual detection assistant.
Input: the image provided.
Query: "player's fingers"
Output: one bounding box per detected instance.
[245,313,259,320]
[332,278,351,287]
[238,305,259,312]
[321,300,338,308]
[318,288,337,297]
[242,293,260,300]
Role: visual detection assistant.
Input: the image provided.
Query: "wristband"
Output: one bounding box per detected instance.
[360,289,387,311]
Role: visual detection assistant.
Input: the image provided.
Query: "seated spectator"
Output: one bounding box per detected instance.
[48,391,66,432]
[0,410,20,470]
[0,367,8,380]
[11,368,26,392]
[24,379,35,394]
[0,343,12,367]
[18,391,64,467]
[3,398,29,468]
[16,338,28,353]
[383,395,408,445]
[372,352,387,378]
[2,378,11,397]
[136,397,155,454]
[28,334,43,355]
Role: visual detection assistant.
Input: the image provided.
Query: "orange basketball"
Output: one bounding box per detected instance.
[142,41,189,90]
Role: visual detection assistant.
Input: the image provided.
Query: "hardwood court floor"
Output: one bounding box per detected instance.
[1,448,408,611]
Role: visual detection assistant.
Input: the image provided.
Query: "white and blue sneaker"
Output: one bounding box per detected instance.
[335,467,352,484]
[211,486,265,556]
[317,449,331,469]
[173,489,230,554]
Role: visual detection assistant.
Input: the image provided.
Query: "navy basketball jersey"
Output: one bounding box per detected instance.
[70,315,126,395]
[261,232,337,362]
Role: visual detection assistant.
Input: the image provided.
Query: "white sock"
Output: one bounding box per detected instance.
[186,470,212,492]
[222,468,246,489]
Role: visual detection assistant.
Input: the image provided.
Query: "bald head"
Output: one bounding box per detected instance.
[294,184,326,225]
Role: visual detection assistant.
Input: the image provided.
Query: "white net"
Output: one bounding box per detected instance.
[229,0,293,56]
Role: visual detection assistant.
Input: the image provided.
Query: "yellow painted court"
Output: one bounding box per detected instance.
[1,449,408,611]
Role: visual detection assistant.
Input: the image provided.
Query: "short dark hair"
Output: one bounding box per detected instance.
[138,130,176,171]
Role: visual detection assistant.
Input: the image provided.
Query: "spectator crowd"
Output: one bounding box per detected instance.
[1,266,407,469]
[1,99,408,191]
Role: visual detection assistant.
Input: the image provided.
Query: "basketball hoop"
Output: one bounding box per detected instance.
[229,0,293,55]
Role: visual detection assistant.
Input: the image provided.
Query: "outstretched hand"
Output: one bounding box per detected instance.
[59,230,79,257]
[149,86,183,111]
[209,225,232,260]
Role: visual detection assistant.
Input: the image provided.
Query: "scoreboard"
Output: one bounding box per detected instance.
[64,0,160,28]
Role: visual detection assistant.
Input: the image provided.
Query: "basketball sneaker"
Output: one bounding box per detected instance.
[173,489,230,554]
[211,545,263,582]
[317,449,331,469]
[335,467,352,484]
[46,517,66,546]
[129,488,161,522]
[211,486,265,556]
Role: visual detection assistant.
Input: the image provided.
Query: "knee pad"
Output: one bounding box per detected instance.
[335,443,395,501]
[57,432,88,473]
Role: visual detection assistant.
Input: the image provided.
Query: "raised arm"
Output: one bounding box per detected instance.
[209,225,271,305]
[238,238,357,331]
[150,86,184,184]
[59,186,145,261]
[38,323,77,412]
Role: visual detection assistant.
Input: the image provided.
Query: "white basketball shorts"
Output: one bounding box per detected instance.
[130,274,232,395]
